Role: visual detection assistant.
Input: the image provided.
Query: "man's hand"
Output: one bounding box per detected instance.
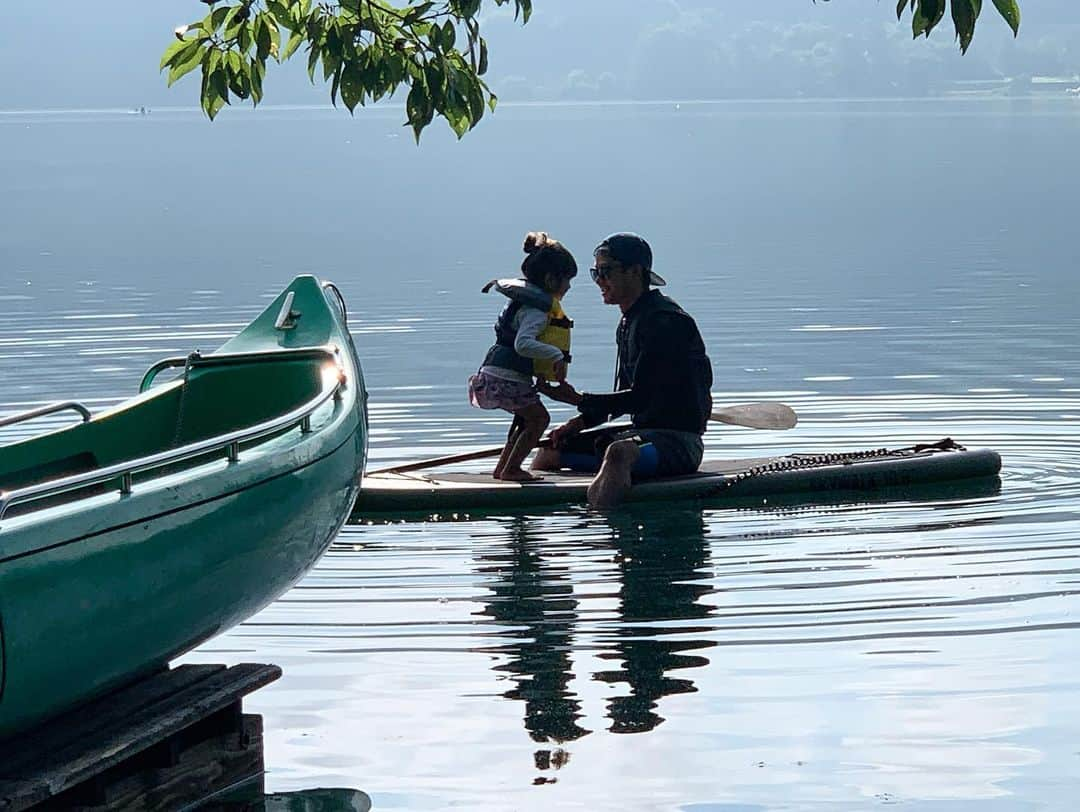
[537,378,583,406]
[547,415,585,448]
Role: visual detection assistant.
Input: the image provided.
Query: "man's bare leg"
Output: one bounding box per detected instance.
[531,446,561,471]
[587,439,640,508]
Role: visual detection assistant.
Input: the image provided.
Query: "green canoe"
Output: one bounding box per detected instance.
[0,276,367,739]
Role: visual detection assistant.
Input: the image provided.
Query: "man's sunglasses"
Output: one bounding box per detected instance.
[589,263,623,283]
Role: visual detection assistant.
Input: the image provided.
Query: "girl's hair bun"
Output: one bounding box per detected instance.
[523,231,550,254]
[519,231,578,286]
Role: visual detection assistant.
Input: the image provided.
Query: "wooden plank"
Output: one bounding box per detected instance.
[53,714,264,812]
[0,665,224,775]
[0,664,279,811]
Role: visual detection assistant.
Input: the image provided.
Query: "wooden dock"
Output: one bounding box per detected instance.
[0,662,280,811]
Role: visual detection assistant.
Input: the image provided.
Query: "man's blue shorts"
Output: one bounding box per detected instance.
[555,425,704,479]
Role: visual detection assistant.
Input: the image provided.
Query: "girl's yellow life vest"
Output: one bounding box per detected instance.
[533,297,572,382]
[481,278,573,382]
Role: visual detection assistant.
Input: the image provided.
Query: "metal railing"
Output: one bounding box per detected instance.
[0,346,347,524]
[139,346,340,393]
[0,401,93,430]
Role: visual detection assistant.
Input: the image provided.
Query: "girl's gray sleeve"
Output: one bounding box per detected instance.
[513,306,564,361]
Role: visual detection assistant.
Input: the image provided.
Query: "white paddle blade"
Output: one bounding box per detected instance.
[710,402,798,430]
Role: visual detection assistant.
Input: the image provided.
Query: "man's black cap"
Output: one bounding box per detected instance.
[594,233,667,286]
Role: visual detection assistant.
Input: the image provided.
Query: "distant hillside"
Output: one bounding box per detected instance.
[1,1,1078,109]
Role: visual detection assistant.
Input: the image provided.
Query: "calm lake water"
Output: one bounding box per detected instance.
[2,99,1080,810]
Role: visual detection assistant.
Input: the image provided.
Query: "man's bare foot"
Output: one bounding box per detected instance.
[498,469,544,483]
[587,440,639,508]
[531,447,561,471]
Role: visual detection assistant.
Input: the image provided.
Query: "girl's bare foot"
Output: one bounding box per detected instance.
[498,469,544,483]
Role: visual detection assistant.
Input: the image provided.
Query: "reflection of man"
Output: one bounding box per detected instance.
[535,233,714,507]
[594,507,715,734]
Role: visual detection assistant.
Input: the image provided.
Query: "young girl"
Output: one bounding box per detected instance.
[468,231,577,481]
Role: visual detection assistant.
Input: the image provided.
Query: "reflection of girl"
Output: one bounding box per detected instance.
[468,232,577,481]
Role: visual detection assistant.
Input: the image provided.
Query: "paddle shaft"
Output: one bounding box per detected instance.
[368,401,797,475]
[371,445,528,475]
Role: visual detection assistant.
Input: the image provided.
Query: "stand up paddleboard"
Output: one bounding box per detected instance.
[352,438,1001,518]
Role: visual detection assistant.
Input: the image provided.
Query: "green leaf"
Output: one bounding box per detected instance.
[403,2,435,25]
[457,65,484,123]
[209,65,229,101]
[322,49,342,82]
[487,91,498,114]
[249,56,264,103]
[406,81,433,142]
[307,38,321,81]
[991,0,1021,35]
[207,5,231,32]
[227,49,244,76]
[330,61,343,106]
[283,29,304,60]
[951,0,982,53]
[340,62,365,111]
[266,0,292,24]
[227,52,251,99]
[160,38,193,70]
[424,61,446,107]
[267,16,281,59]
[385,53,406,85]
[204,90,228,120]
[206,47,223,74]
[441,20,456,49]
[453,0,481,16]
[238,22,253,54]
[478,37,488,75]
[255,14,272,60]
[167,42,207,86]
[912,0,945,38]
[322,26,342,81]
[444,92,471,138]
[202,66,229,119]
[223,4,250,38]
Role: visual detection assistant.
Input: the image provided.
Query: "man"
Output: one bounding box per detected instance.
[533,233,713,507]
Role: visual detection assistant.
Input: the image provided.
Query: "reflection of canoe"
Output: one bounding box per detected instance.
[353,440,1000,518]
[0,275,367,738]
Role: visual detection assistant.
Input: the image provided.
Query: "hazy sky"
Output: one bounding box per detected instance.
[2,1,1078,110]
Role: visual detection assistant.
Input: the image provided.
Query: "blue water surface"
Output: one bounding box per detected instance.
[2,99,1079,811]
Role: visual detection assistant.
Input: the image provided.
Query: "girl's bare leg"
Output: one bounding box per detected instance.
[493,415,523,479]
[499,403,550,481]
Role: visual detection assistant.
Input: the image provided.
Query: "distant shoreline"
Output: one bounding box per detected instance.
[2,91,1077,119]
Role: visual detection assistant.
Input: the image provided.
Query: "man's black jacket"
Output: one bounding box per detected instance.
[578,289,713,434]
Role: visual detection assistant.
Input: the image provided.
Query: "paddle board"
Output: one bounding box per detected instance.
[352,438,1001,518]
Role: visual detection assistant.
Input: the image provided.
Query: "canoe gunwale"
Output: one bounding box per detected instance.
[0,422,363,564]
[137,345,342,393]
[0,344,346,525]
